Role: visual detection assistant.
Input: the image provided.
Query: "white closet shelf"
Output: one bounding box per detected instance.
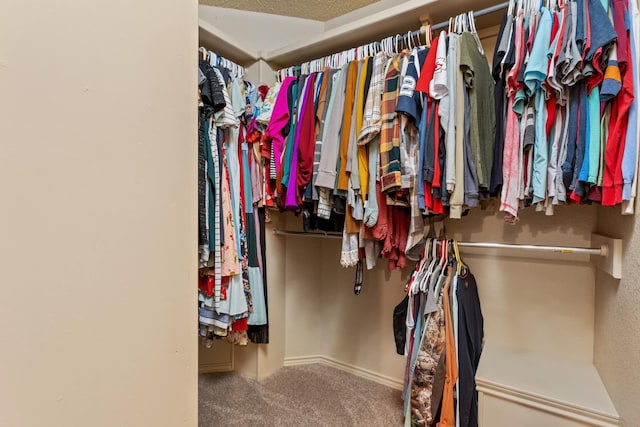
[198,19,258,66]
[476,343,619,426]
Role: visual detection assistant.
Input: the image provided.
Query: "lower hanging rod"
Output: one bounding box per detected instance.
[272,229,606,256]
[455,241,604,256]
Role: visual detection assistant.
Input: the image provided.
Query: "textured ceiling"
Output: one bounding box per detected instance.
[199,0,381,21]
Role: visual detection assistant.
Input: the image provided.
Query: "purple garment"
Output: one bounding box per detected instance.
[285,77,314,209]
[265,77,295,176]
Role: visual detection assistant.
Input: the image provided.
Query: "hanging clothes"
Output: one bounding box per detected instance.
[398,240,483,427]
[492,0,639,220]
[197,49,269,347]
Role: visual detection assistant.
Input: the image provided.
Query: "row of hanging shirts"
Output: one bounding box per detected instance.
[199,47,246,79]
[256,0,640,275]
[396,237,484,427]
[493,0,640,221]
[260,9,499,272]
[197,48,270,347]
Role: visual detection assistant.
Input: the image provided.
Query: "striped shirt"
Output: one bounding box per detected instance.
[358,51,391,145]
[380,55,404,193]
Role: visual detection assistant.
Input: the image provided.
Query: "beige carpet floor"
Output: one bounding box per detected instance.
[199,364,405,426]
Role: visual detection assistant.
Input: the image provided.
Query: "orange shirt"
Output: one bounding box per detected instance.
[437,266,458,427]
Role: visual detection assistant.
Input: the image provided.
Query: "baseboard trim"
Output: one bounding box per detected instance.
[284,355,403,391]
[199,361,234,374]
[477,380,620,427]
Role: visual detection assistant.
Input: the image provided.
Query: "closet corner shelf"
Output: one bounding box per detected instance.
[476,343,620,426]
[272,230,623,279]
[198,19,258,66]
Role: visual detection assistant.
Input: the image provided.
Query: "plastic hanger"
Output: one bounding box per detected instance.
[411,238,429,295]
[427,239,448,299]
[439,239,449,275]
[420,237,440,293]
[453,240,467,276]
[410,238,429,295]
[416,239,433,293]
[469,11,485,54]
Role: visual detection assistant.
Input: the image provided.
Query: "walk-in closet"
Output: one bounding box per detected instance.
[197,0,639,425]
[2,0,640,426]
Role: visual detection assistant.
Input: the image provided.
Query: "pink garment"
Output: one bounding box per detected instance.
[507,13,525,96]
[501,12,525,224]
[500,98,521,222]
[220,151,241,276]
[285,76,314,209]
[264,77,295,177]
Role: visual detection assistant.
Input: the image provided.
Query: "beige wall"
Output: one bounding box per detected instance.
[284,234,324,358]
[281,205,598,384]
[319,240,409,382]
[595,208,640,427]
[0,1,198,426]
[448,206,597,362]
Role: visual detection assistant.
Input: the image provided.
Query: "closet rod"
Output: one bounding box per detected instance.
[272,229,606,256]
[430,1,510,31]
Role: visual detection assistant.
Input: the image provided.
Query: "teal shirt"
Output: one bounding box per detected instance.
[281,79,299,187]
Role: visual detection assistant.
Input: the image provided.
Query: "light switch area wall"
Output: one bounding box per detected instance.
[0,1,198,426]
